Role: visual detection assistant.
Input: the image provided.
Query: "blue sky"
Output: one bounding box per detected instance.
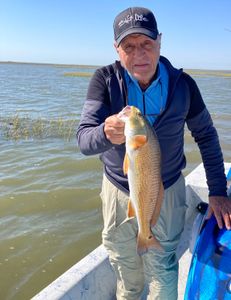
[1,0,231,69]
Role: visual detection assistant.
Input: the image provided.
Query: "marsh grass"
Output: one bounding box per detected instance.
[63,72,93,77]
[186,70,231,77]
[63,70,231,78]
[1,114,78,141]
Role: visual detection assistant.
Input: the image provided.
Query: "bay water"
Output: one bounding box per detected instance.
[0,62,230,299]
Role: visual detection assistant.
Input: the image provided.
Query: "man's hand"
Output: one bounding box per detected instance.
[104,114,125,145]
[207,196,231,230]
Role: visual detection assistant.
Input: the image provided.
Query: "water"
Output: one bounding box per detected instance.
[0,62,230,299]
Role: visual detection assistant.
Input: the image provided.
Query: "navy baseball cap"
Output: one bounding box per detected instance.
[113,7,159,45]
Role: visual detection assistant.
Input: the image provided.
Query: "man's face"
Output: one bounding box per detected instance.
[115,34,161,89]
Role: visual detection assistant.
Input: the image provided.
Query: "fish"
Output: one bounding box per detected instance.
[118,105,164,255]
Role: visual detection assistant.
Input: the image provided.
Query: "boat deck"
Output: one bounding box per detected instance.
[32,163,231,300]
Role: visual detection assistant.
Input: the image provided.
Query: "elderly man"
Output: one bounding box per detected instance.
[77,7,230,300]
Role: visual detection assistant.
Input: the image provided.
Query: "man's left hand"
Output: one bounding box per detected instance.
[207,196,231,230]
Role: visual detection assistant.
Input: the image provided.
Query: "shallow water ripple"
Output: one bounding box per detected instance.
[0,63,230,299]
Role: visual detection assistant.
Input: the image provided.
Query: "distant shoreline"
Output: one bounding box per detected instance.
[0,60,100,69]
[1,61,231,76]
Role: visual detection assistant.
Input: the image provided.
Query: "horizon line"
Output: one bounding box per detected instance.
[0,60,231,72]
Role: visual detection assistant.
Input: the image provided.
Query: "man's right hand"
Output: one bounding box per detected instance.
[104,114,125,145]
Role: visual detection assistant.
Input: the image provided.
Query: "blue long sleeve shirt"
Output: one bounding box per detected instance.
[125,61,168,125]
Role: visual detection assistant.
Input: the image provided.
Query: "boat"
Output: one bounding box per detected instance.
[32,162,231,300]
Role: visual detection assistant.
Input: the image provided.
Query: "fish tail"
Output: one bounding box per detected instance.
[137,233,163,256]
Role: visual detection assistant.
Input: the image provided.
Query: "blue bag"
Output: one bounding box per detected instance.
[184,215,231,299]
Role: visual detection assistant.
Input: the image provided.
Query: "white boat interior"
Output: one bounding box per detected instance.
[32,162,231,300]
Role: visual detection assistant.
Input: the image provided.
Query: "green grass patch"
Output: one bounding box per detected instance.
[63,72,93,77]
[186,70,231,77]
[1,114,79,141]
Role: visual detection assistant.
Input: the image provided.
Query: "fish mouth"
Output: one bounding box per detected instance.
[118,105,142,121]
[118,105,132,121]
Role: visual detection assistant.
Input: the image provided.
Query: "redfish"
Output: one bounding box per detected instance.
[118,105,164,255]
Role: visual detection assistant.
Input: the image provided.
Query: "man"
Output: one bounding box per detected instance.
[77,7,231,300]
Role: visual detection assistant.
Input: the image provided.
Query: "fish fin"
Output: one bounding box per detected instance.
[123,153,129,175]
[137,232,163,256]
[151,181,164,227]
[129,135,147,150]
[127,199,136,218]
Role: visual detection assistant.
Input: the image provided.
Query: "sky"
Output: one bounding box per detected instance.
[0,0,231,70]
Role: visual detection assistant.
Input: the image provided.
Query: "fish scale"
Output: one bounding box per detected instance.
[118,105,164,255]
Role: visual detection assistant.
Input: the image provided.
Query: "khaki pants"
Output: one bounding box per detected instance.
[100,174,187,300]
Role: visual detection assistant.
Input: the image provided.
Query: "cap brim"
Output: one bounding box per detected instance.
[116,28,158,45]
